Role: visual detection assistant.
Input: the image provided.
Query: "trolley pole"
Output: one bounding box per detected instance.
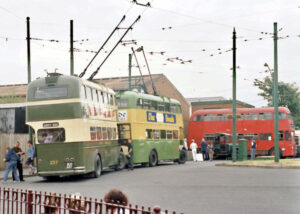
[128,54,132,90]
[232,28,237,162]
[70,20,74,76]
[273,22,279,163]
[26,17,33,142]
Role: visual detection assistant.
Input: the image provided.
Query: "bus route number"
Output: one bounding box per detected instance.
[66,162,73,169]
[118,110,127,121]
[49,160,58,165]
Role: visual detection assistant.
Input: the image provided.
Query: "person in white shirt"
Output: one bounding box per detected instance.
[190,139,198,162]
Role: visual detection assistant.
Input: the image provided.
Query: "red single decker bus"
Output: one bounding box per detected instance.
[188,107,297,157]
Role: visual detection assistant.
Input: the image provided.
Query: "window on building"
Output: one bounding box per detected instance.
[259,112,272,120]
[146,129,153,139]
[245,113,258,120]
[166,130,173,139]
[160,130,166,139]
[278,112,287,120]
[259,133,272,141]
[153,130,160,139]
[204,114,216,121]
[285,131,291,141]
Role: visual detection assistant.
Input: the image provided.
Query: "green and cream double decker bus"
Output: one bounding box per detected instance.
[26,73,124,179]
[116,90,187,166]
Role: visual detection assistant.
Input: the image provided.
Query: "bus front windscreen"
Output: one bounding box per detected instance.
[34,87,68,99]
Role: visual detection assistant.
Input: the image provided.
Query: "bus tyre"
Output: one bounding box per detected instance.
[268,148,282,158]
[178,150,187,164]
[117,152,126,170]
[94,155,102,178]
[149,150,158,167]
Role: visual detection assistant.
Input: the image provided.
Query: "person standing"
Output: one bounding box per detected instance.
[12,141,25,181]
[183,138,188,150]
[201,138,208,161]
[26,140,35,175]
[208,142,214,161]
[3,147,20,183]
[190,139,198,162]
[251,139,256,160]
[127,139,134,170]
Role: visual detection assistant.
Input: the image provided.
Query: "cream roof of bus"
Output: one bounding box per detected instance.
[81,79,115,95]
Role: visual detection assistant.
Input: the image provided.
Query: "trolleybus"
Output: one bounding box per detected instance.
[116,90,187,166]
[188,107,297,157]
[26,73,124,179]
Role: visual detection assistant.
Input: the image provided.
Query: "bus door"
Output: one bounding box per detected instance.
[117,124,131,154]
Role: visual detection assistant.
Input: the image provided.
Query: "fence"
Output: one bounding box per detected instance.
[0,134,29,170]
[0,187,182,214]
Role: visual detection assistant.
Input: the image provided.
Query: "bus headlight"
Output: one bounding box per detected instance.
[281,148,286,151]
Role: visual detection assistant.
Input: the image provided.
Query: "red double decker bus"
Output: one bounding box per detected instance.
[188,107,297,157]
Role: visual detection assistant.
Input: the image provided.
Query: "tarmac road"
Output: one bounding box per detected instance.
[1,161,300,214]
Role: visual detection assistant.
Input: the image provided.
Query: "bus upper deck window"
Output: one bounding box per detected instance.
[165,103,170,112]
[151,101,157,110]
[279,131,284,141]
[99,91,104,104]
[279,112,287,120]
[170,105,177,113]
[109,94,114,105]
[137,99,143,109]
[177,105,182,113]
[37,128,65,144]
[93,90,98,102]
[157,103,164,111]
[143,100,151,110]
[103,93,108,104]
[81,86,86,99]
[86,87,93,101]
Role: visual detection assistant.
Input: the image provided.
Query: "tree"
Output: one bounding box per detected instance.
[254,75,300,129]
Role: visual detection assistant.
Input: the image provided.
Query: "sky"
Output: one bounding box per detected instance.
[0,0,299,107]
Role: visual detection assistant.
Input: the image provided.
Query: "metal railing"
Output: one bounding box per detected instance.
[0,187,182,214]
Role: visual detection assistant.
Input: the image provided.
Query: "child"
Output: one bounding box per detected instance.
[26,141,35,175]
[3,147,20,182]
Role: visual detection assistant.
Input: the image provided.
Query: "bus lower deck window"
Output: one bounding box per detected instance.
[37,128,65,143]
[166,131,172,139]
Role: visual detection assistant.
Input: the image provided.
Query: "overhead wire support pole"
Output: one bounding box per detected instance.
[70,20,74,76]
[273,22,279,163]
[131,47,148,93]
[26,16,33,142]
[232,28,237,162]
[129,54,132,90]
[79,15,126,78]
[88,15,141,80]
[141,46,157,95]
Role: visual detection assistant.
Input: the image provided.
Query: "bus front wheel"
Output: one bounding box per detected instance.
[268,148,282,158]
[149,150,158,167]
[94,155,102,178]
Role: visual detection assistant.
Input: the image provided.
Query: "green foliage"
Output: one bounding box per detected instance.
[254,75,300,128]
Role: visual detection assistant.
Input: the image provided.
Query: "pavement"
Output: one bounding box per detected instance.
[0,167,34,181]
[1,161,300,214]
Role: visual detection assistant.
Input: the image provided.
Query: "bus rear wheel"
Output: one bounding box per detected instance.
[149,150,158,167]
[178,150,187,164]
[94,155,102,178]
[268,148,282,158]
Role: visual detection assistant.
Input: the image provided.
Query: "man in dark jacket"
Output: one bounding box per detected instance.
[201,138,208,161]
[12,141,25,181]
[3,147,20,182]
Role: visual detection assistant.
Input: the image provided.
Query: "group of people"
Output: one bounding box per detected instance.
[2,140,35,183]
[189,138,214,162]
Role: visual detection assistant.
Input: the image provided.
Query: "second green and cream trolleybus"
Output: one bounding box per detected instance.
[26,73,124,179]
[116,90,187,166]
